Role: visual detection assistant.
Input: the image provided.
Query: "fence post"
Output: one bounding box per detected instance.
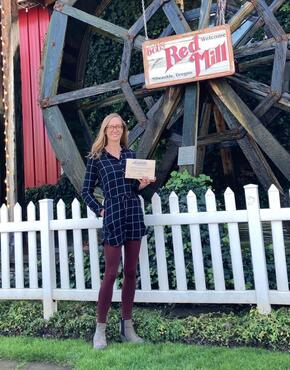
[244,184,271,314]
[39,199,57,320]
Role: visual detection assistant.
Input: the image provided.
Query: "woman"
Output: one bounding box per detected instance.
[82,113,154,350]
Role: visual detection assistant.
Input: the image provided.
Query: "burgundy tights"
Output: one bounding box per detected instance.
[97,240,141,323]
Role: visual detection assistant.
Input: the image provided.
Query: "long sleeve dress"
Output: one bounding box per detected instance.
[81,147,146,246]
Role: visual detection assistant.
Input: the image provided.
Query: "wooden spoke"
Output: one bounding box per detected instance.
[137,87,183,159]
[251,0,286,39]
[78,109,93,149]
[121,83,148,125]
[210,79,290,182]
[234,34,290,58]
[227,74,290,112]
[41,80,121,107]
[42,106,85,192]
[211,92,283,193]
[228,1,255,33]
[128,0,162,38]
[55,1,146,49]
[81,87,164,111]
[119,40,133,81]
[236,0,285,47]
[40,0,290,194]
[247,0,288,117]
[41,11,68,99]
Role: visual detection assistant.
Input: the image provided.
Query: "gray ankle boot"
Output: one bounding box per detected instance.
[93,323,107,349]
[120,319,144,343]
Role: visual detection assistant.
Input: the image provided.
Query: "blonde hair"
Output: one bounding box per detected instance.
[89,113,128,158]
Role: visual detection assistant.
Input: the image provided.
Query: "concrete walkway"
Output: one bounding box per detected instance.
[0,360,71,370]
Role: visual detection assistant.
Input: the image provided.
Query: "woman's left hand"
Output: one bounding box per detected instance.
[138,176,156,190]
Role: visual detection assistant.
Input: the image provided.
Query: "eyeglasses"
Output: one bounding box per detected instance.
[106,124,124,131]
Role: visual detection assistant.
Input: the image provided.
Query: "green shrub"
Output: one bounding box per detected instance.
[25,174,84,218]
[0,301,290,351]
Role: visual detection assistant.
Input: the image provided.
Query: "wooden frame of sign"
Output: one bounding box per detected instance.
[142,24,235,89]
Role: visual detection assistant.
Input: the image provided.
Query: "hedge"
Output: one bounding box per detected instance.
[0,301,289,352]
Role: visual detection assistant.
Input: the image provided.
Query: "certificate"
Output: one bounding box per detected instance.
[125,159,156,180]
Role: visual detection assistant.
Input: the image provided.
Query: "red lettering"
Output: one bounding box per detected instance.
[179,46,188,59]
[188,35,200,53]
[157,34,228,76]
[165,45,182,71]
[220,41,227,61]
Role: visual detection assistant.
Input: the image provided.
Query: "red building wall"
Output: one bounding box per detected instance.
[19,6,60,189]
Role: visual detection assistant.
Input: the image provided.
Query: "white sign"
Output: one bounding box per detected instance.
[178,146,196,166]
[142,25,235,89]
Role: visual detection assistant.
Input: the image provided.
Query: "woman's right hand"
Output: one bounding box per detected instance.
[100,209,104,217]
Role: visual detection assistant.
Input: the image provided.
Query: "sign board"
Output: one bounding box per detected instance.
[142,25,235,89]
[178,146,196,166]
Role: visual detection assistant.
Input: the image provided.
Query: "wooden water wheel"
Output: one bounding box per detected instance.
[40,0,290,196]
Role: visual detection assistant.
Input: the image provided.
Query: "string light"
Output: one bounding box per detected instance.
[1,1,10,208]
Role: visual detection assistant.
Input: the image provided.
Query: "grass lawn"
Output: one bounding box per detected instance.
[0,337,289,370]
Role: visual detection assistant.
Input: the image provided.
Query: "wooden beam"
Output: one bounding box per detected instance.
[42,106,85,192]
[148,139,178,197]
[48,73,146,108]
[163,0,191,34]
[195,102,211,175]
[76,0,115,89]
[251,0,286,38]
[41,10,68,99]
[54,1,146,50]
[119,39,148,125]
[42,80,121,107]
[234,34,290,58]
[227,74,290,112]
[211,93,283,193]
[228,1,255,33]
[137,87,183,159]
[159,4,218,37]
[238,54,275,72]
[128,0,161,38]
[213,104,236,185]
[210,79,290,182]
[170,128,246,147]
[167,101,184,129]
[249,0,288,117]
[144,96,155,110]
[181,83,199,175]
[77,109,93,149]
[80,86,164,111]
[199,0,212,29]
[198,128,244,146]
[234,0,285,47]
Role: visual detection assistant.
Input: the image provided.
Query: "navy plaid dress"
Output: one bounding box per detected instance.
[81,147,146,246]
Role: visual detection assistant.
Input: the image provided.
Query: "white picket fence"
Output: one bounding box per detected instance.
[0,184,289,319]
